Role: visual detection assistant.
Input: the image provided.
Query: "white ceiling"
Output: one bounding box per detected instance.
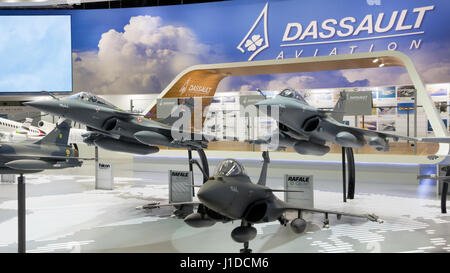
[0,0,109,7]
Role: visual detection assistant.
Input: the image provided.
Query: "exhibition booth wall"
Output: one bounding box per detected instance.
[1,0,449,161]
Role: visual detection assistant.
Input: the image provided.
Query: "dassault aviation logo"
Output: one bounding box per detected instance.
[179,77,212,95]
[237,2,433,60]
[237,2,269,61]
[179,78,191,95]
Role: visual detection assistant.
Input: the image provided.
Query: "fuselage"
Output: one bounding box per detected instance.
[26,95,175,144]
[197,175,286,224]
[257,94,366,153]
[0,142,81,174]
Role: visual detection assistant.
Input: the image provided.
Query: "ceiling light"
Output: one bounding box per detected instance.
[372,58,379,63]
[379,63,385,67]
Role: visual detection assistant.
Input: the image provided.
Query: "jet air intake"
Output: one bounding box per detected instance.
[301,116,321,132]
[102,117,124,132]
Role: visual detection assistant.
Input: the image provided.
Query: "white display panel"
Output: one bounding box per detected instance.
[0,15,72,93]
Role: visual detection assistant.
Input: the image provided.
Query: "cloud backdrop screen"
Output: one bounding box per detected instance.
[0,15,72,93]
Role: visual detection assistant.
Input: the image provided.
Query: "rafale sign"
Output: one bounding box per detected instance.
[238,2,435,61]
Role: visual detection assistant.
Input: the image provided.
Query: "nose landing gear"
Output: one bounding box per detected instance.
[231,220,257,253]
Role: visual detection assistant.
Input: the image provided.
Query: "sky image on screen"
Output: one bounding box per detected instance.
[0,15,72,93]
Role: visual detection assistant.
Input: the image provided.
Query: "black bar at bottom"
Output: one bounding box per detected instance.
[442,182,448,214]
[18,174,25,253]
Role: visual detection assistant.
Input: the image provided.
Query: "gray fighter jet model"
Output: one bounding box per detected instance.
[254,88,415,155]
[147,152,382,253]
[0,119,84,174]
[25,92,208,155]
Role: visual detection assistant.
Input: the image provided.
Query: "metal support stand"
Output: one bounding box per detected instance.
[187,149,194,196]
[346,147,355,199]
[442,182,448,214]
[341,147,347,203]
[94,146,99,190]
[195,149,209,183]
[413,90,418,155]
[18,174,25,253]
[406,110,410,146]
[341,147,356,202]
[442,167,450,214]
[187,148,209,188]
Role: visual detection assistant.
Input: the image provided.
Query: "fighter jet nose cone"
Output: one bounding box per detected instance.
[24,100,46,109]
[24,100,63,115]
[23,101,35,107]
[197,182,219,207]
[254,100,268,107]
[196,186,209,202]
[197,180,233,214]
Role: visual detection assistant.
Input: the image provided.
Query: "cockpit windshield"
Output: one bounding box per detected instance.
[214,159,247,177]
[278,88,307,103]
[67,92,115,107]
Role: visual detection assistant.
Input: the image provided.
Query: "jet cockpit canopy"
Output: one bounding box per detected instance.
[214,159,247,177]
[67,92,115,107]
[278,88,307,103]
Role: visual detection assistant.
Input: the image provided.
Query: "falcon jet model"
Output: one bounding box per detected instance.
[146,152,382,253]
[0,119,85,174]
[255,88,415,155]
[25,92,210,155]
[0,117,46,143]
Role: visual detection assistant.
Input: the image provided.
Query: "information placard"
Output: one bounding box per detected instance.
[96,162,113,190]
[284,174,314,208]
[169,170,193,203]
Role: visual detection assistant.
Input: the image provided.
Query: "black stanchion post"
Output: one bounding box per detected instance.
[18,174,25,253]
[442,182,448,214]
[188,149,194,196]
[347,147,356,199]
[342,147,347,203]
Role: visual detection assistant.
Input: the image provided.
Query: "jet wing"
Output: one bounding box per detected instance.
[341,125,416,142]
[283,204,383,223]
[418,137,450,143]
[3,154,94,160]
[137,201,201,210]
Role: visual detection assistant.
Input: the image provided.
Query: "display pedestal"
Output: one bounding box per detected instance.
[95,162,114,190]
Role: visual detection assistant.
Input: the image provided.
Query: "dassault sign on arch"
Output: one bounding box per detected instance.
[282,6,434,43]
[237,2,437,60]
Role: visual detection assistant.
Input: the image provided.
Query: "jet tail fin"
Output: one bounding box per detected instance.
[33,118,71,146]
[158,97,196,126]
[21,118,33,131]
[331,91,347,123]
[143,70,226,129]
